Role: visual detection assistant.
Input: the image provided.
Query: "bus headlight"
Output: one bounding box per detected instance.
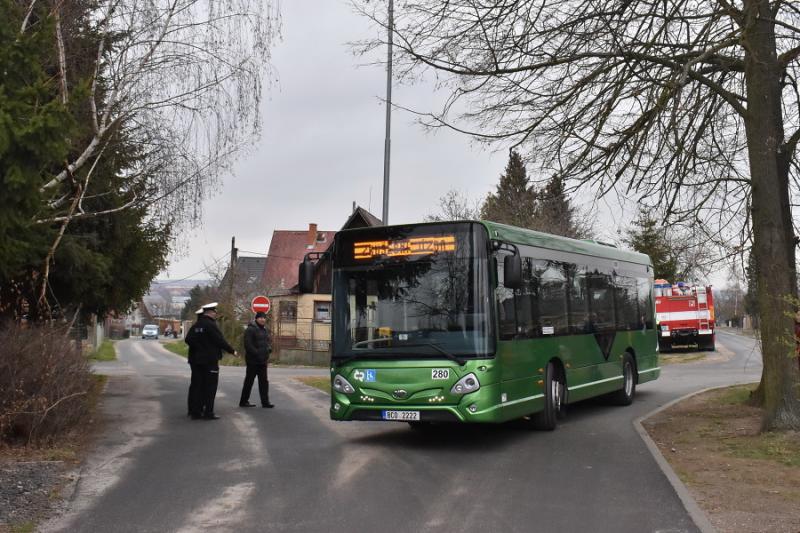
[451,373,480,395]
[333,374,355,394]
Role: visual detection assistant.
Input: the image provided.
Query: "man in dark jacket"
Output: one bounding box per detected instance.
[186,307,203,417]
[239,311,274,408]
[185,303,237,419]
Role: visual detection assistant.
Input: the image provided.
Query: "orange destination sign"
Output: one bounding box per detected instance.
[354,235,457,260]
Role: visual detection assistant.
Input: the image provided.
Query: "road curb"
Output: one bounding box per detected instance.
[634,386,727,533]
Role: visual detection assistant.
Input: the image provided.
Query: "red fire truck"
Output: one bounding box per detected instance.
[654,280,715,352]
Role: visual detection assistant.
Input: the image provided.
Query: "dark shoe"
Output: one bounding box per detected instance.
[239,402,256,408]
[203,413,220,420]
[262,403,275,408]
[190,414,203,420]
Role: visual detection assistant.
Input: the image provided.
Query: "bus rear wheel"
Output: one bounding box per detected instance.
[530,362,564,431]
[610,353,636,406]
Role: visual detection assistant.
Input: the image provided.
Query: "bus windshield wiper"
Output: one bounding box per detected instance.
[351,337,393,349]
[333,337,392,367]
[336,339,465,366]
[398,341,466,366]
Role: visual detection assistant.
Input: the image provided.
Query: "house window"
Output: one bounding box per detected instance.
[279,301,297,320]
[314,301,331,322]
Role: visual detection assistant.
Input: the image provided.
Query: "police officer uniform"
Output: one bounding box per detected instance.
[184,303,236,420]
[186,307,203,417]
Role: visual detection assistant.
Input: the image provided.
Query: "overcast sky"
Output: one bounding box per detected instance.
[158,0,643,282]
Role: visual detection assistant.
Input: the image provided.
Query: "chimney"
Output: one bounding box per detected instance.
[307,223,318,246]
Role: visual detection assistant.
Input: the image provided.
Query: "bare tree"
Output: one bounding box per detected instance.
[354,0,800,430]
[19,0,280,313]
[424,189,483,221]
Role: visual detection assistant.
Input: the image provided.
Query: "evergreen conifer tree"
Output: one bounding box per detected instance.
[480,150,537,228]
[623,208,679,281]
[532,175,590,239]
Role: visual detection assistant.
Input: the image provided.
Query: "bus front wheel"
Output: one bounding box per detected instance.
[530,362,564,431]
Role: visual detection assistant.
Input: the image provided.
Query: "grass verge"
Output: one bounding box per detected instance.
[9,521,35,533]
[294,376,330,394]
[659,352,706,365]
[220,354,245,366]
[89,340,117,362]
[162,341,188,357]
[643,383,800,532]
[162,341,244,366]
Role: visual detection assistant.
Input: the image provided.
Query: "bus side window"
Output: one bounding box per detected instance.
[515,258,539,338]
[615,276,639,330]
[587,269,616,332]
[637,277,654,329]
[496,256,517,340]
[567,263,588,333]
[538,260,568,335]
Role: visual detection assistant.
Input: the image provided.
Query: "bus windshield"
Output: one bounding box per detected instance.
[332,223,493,359]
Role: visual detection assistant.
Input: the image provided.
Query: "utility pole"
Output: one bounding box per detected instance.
[228,236,237,317]
[381,0,394,225]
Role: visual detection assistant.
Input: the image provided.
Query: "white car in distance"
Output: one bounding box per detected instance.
[142,325,159,340]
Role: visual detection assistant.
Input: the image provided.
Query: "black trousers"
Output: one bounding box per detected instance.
[189,363,220,416]
[239,363,269,406]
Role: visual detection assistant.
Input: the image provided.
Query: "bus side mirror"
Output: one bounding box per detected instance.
[298,258,315,294]
[504,254,522,289]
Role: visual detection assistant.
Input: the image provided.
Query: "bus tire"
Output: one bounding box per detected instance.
[658,340,672,353]
[610,353,636,406]
[530,362,564,431]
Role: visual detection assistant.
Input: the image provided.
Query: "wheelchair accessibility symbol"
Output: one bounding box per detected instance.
[354,369,377,382]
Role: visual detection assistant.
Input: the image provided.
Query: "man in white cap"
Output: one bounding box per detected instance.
[185,307,204,417]
[184,303,237,419]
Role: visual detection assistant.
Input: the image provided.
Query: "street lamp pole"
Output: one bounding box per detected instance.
[381,0,393,225]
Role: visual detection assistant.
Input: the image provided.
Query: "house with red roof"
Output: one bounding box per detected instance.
[267,206,381,363]
[262,223,334,296]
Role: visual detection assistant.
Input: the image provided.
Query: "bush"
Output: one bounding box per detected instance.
[0,325,93,445]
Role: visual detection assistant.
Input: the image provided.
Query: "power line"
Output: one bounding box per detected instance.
[166,251,231,282]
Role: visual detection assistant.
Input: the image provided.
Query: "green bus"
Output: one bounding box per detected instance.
[299,221,659,429]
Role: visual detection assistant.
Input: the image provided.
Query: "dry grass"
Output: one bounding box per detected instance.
[0,374,106,532]
[89,340,116,362]
[0,326,94,445]
[294,376,330,394]
[644,384,800,532]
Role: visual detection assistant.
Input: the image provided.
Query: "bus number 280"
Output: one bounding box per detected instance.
[432,369,450,380]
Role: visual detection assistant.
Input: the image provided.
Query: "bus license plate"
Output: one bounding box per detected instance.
[382,410,420,421]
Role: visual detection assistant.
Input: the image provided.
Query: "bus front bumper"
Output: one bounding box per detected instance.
[330,383,505,423]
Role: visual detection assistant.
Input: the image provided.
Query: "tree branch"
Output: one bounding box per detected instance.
[20,0,37,33]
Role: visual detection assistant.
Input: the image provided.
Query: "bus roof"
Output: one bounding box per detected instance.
[334,220,652,268]
[479,220,652,267]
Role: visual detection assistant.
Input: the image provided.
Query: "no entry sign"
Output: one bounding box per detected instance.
[251,295,271,314]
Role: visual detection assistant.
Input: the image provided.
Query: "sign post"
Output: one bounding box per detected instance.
[251,295,271,314]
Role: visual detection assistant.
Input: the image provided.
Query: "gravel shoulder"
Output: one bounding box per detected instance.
[0,459,71,532]
[0,377,106,533]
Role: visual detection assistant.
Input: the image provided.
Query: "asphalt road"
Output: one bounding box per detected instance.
[42,331,761,533]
